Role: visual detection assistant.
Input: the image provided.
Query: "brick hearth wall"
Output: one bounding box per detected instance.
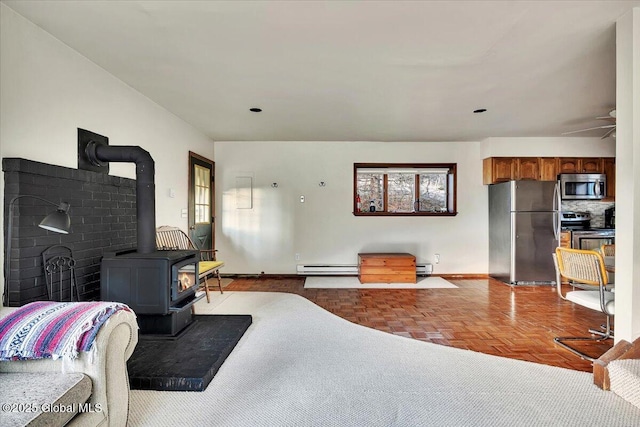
[3,158,137,306]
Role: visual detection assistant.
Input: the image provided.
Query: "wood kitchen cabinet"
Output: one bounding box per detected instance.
[483,157,514,184]
[558,158,603,174]
[582,158,603,173]
[603,157,615,200]
[483,157,614,187]
[482,157,538,184]
[515,158,539,180]
[558,158,581,173]
[539,157,559,181]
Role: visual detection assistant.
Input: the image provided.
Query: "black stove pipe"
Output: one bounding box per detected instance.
[86,141,156,254]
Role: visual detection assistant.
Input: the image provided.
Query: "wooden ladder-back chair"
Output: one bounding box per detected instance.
[552,247,614,362]
[156,226,224,303]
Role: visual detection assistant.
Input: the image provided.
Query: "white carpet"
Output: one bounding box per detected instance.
[129,292,640,426]
[304,276,457,289]
[610,359,640,410]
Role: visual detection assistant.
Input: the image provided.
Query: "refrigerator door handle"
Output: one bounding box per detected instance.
[553,183,560,241]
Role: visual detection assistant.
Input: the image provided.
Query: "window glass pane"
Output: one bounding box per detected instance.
[418,174,447,212]
[196,206,202,223]
[354,164,455,215]
[194,165,210,223]
[387,173,415,212]
[356,173,383,212]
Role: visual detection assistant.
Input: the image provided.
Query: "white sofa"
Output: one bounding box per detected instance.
[0,306,138,426]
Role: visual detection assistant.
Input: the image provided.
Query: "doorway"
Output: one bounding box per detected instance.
[188,152,215,253]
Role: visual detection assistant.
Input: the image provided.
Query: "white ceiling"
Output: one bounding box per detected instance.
[3,1,639,142]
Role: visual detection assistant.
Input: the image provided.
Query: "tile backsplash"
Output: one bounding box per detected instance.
[561,201,615,228]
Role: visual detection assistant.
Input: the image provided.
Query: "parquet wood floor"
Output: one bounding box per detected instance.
[221,276,612,372]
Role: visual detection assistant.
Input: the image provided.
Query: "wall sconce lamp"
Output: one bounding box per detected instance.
[271,183,279,188]
[319,181,326,187]
[4,196,71,305]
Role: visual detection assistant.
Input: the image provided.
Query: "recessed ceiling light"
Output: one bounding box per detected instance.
[249,107,262,113]
[473,108,487,113]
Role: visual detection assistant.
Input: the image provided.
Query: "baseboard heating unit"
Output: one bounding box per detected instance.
[416,263,433,276]
[296,263,433,276]
[296,265,358,275]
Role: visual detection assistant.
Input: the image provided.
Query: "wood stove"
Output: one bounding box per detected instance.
[80,139,209,335]
[101,249,204,335]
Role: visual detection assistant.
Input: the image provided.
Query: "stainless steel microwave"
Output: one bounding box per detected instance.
[559,173,606,200]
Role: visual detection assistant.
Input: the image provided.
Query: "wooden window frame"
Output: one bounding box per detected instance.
[353,163,458,217]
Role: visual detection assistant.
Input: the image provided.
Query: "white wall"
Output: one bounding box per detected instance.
[482,137,615,158]
[215,141,486,274]
[214,138,614,275]
[0,5,214,298]
[614,8,640,343]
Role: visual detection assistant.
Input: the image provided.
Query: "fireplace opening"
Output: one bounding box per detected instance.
[174,263,198,298]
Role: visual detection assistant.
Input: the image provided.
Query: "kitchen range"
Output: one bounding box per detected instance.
[561,209,615,251]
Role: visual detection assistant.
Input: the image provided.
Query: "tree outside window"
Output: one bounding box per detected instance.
[354,163,457,216]
[356,173,384,212]
[418,173,447,212]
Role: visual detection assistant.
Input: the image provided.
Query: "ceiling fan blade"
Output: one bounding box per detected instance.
[601,127,616,139]
[562,124,616,135]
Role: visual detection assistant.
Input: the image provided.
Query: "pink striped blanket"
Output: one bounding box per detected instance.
[0,301,132,361]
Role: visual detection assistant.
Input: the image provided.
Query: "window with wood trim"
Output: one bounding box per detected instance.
[354,163,457,216]
[194,164,211,224]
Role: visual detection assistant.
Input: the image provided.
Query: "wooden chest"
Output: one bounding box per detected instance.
[358,253,416,284]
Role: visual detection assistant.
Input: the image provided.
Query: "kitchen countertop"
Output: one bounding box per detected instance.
[561,227,615,232]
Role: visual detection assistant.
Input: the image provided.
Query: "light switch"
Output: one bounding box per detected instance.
[181,208,187,218]
[169,188,176,198]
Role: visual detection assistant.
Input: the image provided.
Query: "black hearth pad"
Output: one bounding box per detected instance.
[128,315,252,391]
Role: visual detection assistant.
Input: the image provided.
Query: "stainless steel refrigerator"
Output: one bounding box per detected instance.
[489,180,560,285]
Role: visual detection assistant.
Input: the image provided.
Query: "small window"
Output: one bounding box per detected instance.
[194,164,211,223]
[354,163,457,216]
